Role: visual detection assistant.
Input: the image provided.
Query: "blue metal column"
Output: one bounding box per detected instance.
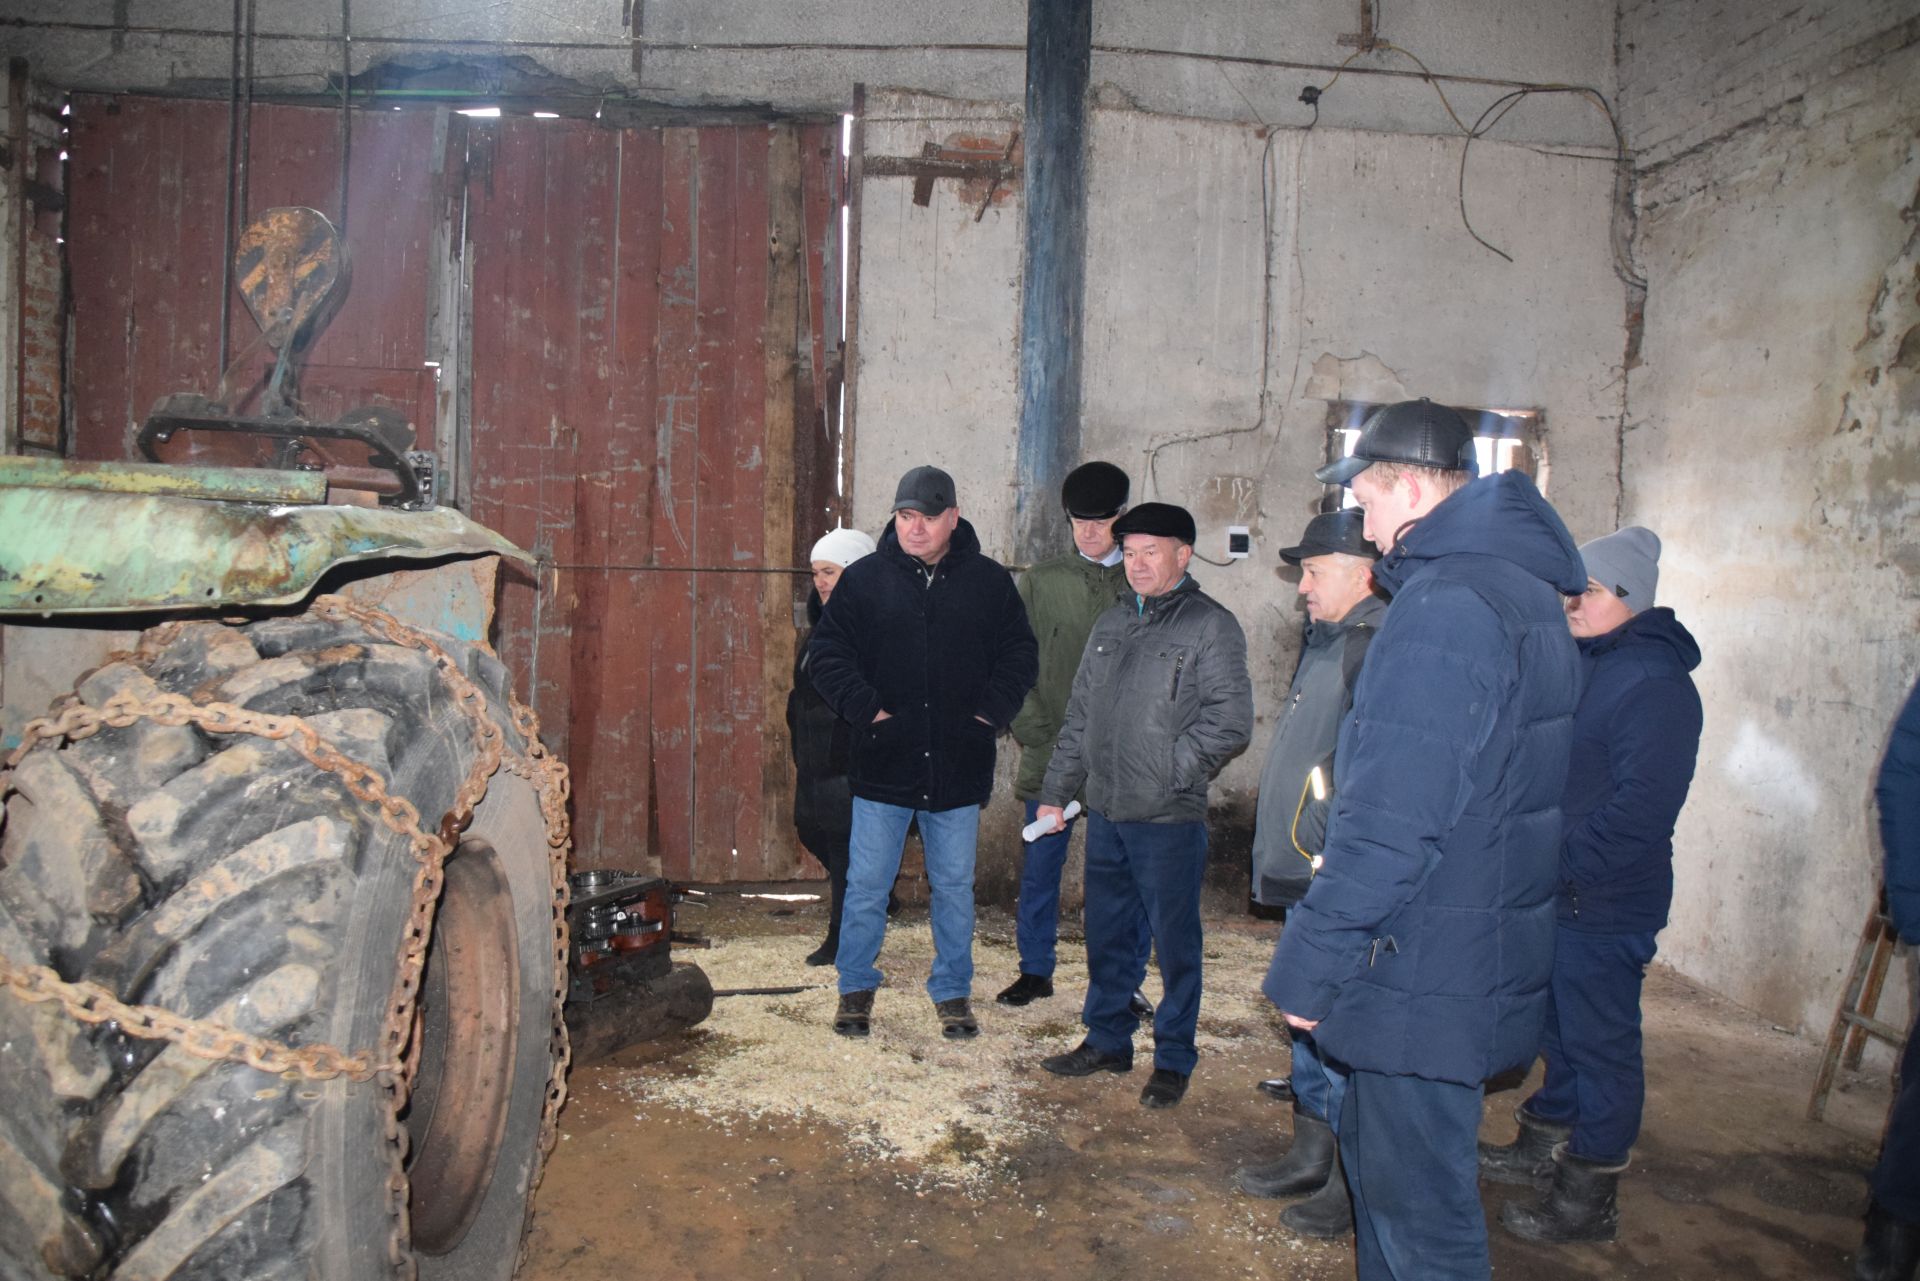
[1015,0,1092,562]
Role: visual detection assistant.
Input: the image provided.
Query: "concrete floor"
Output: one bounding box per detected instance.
[519,891,1894,1280]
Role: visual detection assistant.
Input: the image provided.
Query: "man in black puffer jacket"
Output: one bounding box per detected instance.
[1264,400,1585,1281]
[1485,526,1703,1247]
[806,466,1038,1040]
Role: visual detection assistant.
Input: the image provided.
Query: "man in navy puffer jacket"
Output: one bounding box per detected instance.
[1484,526,1703,1246]
[1263,399,1585,1281]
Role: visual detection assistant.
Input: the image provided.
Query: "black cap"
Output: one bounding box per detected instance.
[1061,461,1129,519]
[1111,501,1196,546]
[1316,398,1480,486]
[1279,509,1379,564]
[891,465,957,515]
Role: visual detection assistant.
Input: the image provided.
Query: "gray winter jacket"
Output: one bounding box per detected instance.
[1038,576,1253,824]
[1250,593,1385,907]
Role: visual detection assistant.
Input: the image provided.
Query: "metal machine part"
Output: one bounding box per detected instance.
[136,206,437,509]
[0,460,526,615]
[566,870,676,1002]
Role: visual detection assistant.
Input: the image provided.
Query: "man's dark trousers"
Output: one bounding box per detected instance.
[1525,925,1659,1164]
[1080,811,1206,1073]
[1337,1066,1488,1281]
[1017,799,1151,980]
[1873,1000,1920,1221]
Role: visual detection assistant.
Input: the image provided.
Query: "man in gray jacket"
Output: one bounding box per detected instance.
[1237,508,1383,1238]
[1034,502,1254,1108]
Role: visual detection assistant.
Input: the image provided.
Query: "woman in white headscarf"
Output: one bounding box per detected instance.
[786,527,876,964]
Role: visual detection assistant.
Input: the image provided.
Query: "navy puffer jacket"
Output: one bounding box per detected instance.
[1559,607,1703,933]
[1263,471,1585,1086]
[805,518,1038,812]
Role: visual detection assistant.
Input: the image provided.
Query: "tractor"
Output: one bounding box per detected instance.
[0,208,704,1281]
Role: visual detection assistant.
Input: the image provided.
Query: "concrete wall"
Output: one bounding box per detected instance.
[855,87,1631,887]
[2,3,1645,902]
[1,0,1618,145]
[1619,2,1920,1036]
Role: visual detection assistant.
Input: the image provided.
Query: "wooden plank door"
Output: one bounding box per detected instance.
[466,119,838,881]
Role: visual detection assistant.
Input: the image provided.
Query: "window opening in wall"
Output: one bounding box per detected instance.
[1324,401,1544,509]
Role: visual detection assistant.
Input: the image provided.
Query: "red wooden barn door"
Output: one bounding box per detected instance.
[62,96,839,883]
[465,119,837,881]
[65,97,437,463]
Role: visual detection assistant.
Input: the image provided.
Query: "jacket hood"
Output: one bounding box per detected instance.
[1374,471,1587,597]
[876,514,983,568]
[1304,589,1387,646]
[1582,605,1701,671]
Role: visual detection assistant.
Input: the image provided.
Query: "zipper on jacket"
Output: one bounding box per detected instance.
[1169,653,1186,699]
[1367,936,1399,967]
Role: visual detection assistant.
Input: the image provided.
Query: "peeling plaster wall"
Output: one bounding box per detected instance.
[856,89,1630,887]
[1621,16,1920,1037]
[0,0,1616,145]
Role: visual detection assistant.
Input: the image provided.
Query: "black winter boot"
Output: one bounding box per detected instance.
[1279,1144,1353,1240]
[1855,1199,1920,1281]
[1479,1105,1573,1189]
[1499,1148,1625,1244]
[1234,1108,1336,1199]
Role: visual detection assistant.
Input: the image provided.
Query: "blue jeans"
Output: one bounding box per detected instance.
[1289,1027,1346,1125]
[1015,800,1152,979]
[836,798,979,1002]
[1524,926,1659,1165]
[1081,812,1206,1074]
[1338,1067,1490,1281]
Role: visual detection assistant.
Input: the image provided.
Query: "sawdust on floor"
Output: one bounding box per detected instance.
[609,907,1286,1191]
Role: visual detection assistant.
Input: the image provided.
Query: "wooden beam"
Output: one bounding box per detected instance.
[760,124,804,880]
[1015,0,1090,562]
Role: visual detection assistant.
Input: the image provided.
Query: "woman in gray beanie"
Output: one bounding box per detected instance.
[1483,525,1704,1246]
[787,527,877,964]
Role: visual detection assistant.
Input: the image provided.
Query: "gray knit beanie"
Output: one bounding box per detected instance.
[1579,526,1661,614]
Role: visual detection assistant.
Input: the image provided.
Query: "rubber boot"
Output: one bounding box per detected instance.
[1479,1105,1573,1189]
[1234,1108,1336,1199]
[1499,1148,1625,1244]
[1855,1200,1920,1281]
[1279,1144,1353,1240]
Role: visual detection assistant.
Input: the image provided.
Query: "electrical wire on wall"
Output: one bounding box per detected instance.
[1141,67,1288,568]
[1142,34,1644,556]
[1302,39,1645,290]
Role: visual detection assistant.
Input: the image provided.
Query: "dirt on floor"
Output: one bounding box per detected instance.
[519,890,1893,1280]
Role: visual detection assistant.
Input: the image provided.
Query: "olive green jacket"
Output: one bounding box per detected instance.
[1011,551,1127,800]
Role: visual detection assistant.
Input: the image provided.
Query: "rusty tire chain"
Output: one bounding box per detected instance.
[0,597,575,1281]
[315,599,579,1211]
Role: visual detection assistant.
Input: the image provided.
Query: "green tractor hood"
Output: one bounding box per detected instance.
[0,457,530,615]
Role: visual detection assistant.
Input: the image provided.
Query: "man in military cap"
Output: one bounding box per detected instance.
[998,461,1151,1013]
[1033,502,1253,1109]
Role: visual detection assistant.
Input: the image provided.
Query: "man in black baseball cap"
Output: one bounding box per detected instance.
[1000,461,1152,1013]
[807,464,1038,1042]
[1034,500,1253,1110]
[1263,401,1585,1278]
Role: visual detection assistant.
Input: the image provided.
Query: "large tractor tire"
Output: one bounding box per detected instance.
[0,601,568,1281]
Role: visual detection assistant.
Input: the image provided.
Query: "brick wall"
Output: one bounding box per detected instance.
[1619,0,1920,170]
